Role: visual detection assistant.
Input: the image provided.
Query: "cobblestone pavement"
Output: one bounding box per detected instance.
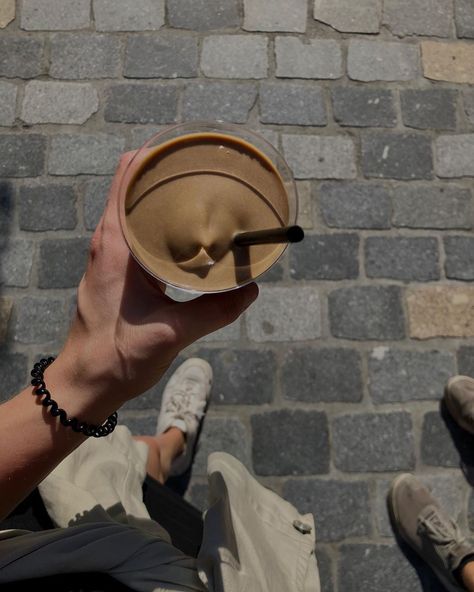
[1,1,474,590]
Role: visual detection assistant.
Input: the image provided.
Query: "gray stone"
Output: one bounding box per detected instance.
[201,35,268,79]
[0,353,28,402]
[313,0,381,33]
[251,410,330,475]
[465,90,474,124]
[0,298,12,343]
[197,318,241,342]
[187,483,208,512]
[259,82,326,126]
[275,37,343,79]
[183,82,257,123]
[329,286,405,340]
[0,240,34,287]
[125,35,198,79]
[243,0,307,32]
[21,81,99,125]
[290,234,359,280]
[104,84,178,124]
[14,297,67,344]
[93,0,164,31]
[0,36,45,78]
[348,40,420,81]
[393,184,473,229]
[315,548,334,592]
[319,182,392,229]
[0,134,46,177]
[50,33,122,79]
[119,414,157,436]
[169,0,240,30]
[282,347,363,402]
[0,81,17,125]
[283,479,371,541]
[368,348,455,403]
[383,0,452,37]
[194,348,276,405]
[282,135,356,179]
[458,346,474,377]
[49,134,125,175]
[38,238,90,288]
[82,177,112,231]
[129,126,165,150]
[333,412,415,471]
[296,181,314,229]
[19,184,77,231]
[365,236,440,281]
[0,182,14,243]
[436,135,474,178]
[362,133,433,180]
[456,0,474,38]
[421,411,468,467]
[256,261,284,282]
[21,0,90,30]
[445,236,474,280]
[332,87,396,128]
[245,285,321,342]
[401,89,457,130]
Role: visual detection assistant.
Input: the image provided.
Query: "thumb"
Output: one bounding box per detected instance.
[172,282,259,346]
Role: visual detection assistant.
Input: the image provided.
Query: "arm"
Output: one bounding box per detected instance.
[0,152,258,521]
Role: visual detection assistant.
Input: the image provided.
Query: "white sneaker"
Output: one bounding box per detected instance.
[156,358,212,476]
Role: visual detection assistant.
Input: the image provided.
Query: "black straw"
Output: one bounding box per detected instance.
[233,225,304,247]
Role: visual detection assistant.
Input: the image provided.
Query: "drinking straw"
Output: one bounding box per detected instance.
[233,225,304,247]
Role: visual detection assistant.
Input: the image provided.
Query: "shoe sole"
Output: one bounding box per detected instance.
[444,376,474,436]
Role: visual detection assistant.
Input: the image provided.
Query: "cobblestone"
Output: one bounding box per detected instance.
[421,411,464,467]
[0,36,45,78]
[251,410,330,475]
[435,134,474,177]
[348,40,420,81]
[14,297,67,344]
[275,37,343,79]
[82,177,112,230]
[401,89,457,130]
[444,236,474,280]
[0,353,28,402]
[458,346,474,377]
[0,240,34,287]
[456,0,474,38]
[0,0,14,28]
[38,238,90,289]
[0,134,46,177]
[125,35,198,79]
[49,133,124,175]
[201,35,268,79]
[21,0,90,30]
[0,81,16,126]
[0,297,12,343]
[313,0,381,33]
[105,84,178,124]
[260,82,326,126]
[19,184,77,231]
[465,90,474,124]
[332,87,396,128]
[169,0,240,30]
[422,41,474,84]
[243,0,307,32]
[290,234,359,280]
[183,82,256,123]
[383,0,452,37]
[93,0,164,31]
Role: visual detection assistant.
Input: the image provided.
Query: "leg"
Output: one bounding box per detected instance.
[461,561,474,591]
[133,428,185,484]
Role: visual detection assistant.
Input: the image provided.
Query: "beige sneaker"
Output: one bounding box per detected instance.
[445,376,474,435]
[388,474,474,592]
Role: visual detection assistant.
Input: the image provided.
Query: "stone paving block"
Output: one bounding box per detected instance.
[282,347,363,402]
[283,479,370,541]
[348,40,420,81]
[245,285,321,342]
[38,238,90,289]
[0,0,15,28]
[256,261,284,282]
[436,135,474,178]
[0,298,12,343]
[194,348,276,405]
[21,81,99,125]
[332,87,396,128]
[243,0,307,32]
[0,134,46,178]
[315,548,334,592]
[445,236,474,280]
[383,0,452,37]
[187,483,208,512]
[319,182,392,229]
[21,0,90,30]
[259,82,326,126]
[49,134,125,176]
[289,233,359,280]
[393,184,473,229]
[421,410,474,467]
[0,353,28,402]
[0,181,13,241]
[401,89,457,131]
[0,36,44,78]
[197,318,241,342]
[282,135,356,180]
[183,82,256,123]
[125,35,198,79]
[368,347,455,403]
[458,346,474,377]
[296,182,313,229]
[169,0,240,30]
[275,37,343,79]
[104,84,178,124]
[50,33,122,79]
[465,90,474,124]
[313,0,381,32]
[333,412,415,471]
[361,133,433,180]
[0,81,16,125]
[422,41,474,84]
[329,286,405,340]
[408,286,474,338]
[365,236,440,281]
[251,410,330,475]
[119,414,157,436]
[82,177,112,230]
[0,240,34,287]
[14,297,67,344]
[201,35,268,79]
[93,0,164,31]
[456,0,474,38]
[19,184,77,231]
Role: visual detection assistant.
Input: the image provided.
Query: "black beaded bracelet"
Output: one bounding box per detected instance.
[31,357,118,438]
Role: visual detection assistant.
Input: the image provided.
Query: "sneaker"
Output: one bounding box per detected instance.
[445,376,474,435]
[388,473,474,592]
[156,358,212,476]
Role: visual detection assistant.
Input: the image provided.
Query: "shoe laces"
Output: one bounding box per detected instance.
[164,381,205,421]
[417,508,468,566]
